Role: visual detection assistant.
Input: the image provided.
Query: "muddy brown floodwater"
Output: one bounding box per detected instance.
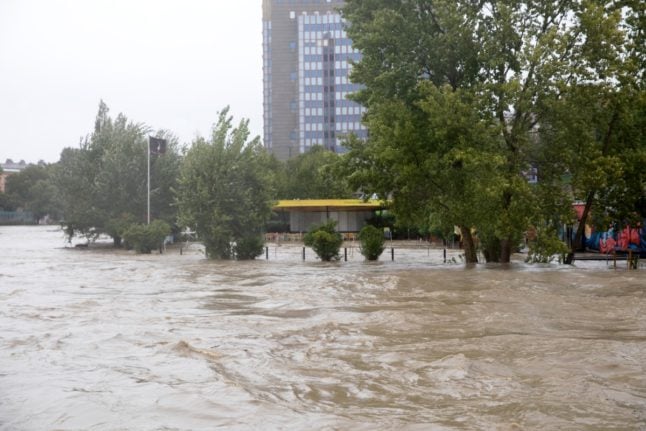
[1,226,645,430]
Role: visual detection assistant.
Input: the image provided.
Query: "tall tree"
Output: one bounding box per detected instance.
[540,84,645,260]
[276,145,354,199]
[56,101,181,243]
[175,107,274,260]
[342,0,643,263]
[535,2,646,259]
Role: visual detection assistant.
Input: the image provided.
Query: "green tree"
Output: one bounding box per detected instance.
[342,0,643,263]
[0,193,15,211]
[56,146,103,239]
[540,84,646,261]
[304,220,343,261]
[175,107,274,260]
[275,145,354,199]
[534,0,646,260]
[5,164,60,221]
[56,101,181,244]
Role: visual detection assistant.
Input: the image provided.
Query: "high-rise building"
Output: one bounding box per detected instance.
[262,0,367,161]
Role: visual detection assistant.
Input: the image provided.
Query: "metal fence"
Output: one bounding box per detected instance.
[0,211,35,225]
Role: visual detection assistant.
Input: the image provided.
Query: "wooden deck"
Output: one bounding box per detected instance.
[572,251,642,269]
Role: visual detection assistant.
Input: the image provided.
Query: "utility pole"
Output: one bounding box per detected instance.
[148,137,167,225]
[147,138,151,225]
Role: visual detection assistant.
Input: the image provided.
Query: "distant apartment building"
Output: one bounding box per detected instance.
[262,0,367,161]
[0,159,29,193]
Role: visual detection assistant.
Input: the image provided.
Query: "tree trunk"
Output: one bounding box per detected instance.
[459,225,478,264]
[574,191,594,252]
[565,191,594,264]
[482,240,499,262]
[113,236,122,248]
[499,238,512,263]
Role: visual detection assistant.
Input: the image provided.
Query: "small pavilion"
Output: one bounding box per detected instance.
[272,199,386,233]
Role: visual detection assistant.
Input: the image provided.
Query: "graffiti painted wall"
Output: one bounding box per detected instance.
[585,220,646,254]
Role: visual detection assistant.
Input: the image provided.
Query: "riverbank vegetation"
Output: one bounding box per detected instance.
[304,220,344,261]
[340,0,645,263]
[2,1,643,262]
[122,220,171,254]
[359,225,386,261]
[175,108,274,260]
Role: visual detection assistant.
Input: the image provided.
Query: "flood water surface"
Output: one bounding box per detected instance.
[1,226,645,430]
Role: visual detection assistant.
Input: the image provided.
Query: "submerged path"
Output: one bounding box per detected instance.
[1,226,645,430]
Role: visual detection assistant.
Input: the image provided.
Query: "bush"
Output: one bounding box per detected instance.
[175,107,274,260]
[304,220,343,261]
[359,225,385,260]
[234,234,265,260]
[105,213,138,247]
[526,226,569,263]
[122,220,171,254]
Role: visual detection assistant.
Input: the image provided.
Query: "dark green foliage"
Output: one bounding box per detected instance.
[234,235,266,260]
[122,220,171,254]
[56,101,181,243]
[526,226,570,264]
[304,220,343,261]
[0,192,17,211]
[4,164,61,221]
[539,84,646,253]
[358,225,385,261]
[274,145,353,199]
[341,0,644,263]
[175,107,274,260]
[105,213,139,247]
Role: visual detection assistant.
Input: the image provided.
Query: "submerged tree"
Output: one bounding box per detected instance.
[175,107,274,260]
[341,0,644,263]
[56,101,181,244]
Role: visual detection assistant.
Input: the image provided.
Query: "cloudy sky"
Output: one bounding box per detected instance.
[0,0,263,163]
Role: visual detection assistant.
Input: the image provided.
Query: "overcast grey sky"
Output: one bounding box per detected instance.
[0,0,262,163]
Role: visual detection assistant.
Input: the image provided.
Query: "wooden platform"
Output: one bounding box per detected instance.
[573,254,630,261]
[572,251,641,269]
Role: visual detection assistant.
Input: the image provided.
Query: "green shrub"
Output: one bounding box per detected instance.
[359,225,385,260]
[234,234,265,260]
[105,213,138,247]
[526,226,569,263]
[304,220,343,261]
[122,220,171,254]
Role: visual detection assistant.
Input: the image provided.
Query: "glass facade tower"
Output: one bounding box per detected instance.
[262,0,366,161]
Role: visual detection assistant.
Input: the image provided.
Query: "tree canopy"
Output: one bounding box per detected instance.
[3,164,61,220]
[341,0,645,262]
[275,145,354,199]
[56,101,181,243]
[175,107,275,260]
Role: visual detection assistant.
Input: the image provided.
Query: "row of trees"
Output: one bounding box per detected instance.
[0,163,61,221]
[1,102,357,257]
[340,0,645,263]
[4,1,643,262]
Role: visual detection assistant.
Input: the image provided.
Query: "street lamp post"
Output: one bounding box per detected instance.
[148,137,167,225]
